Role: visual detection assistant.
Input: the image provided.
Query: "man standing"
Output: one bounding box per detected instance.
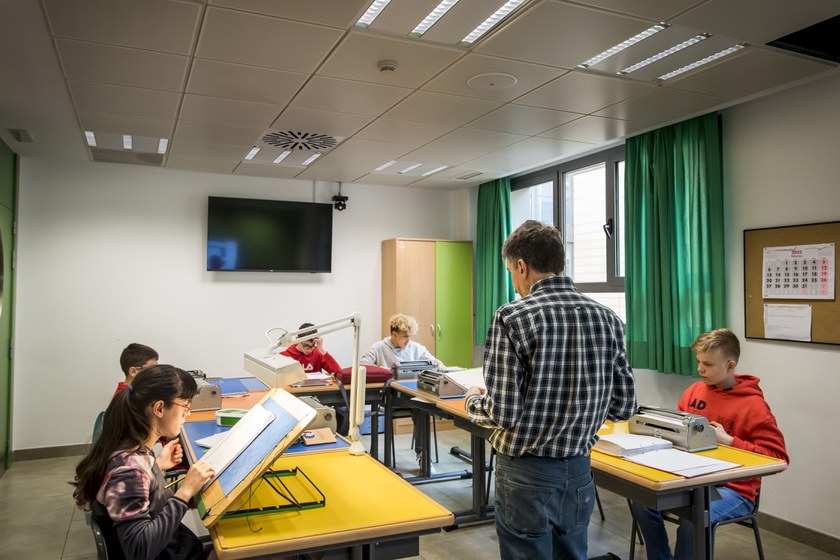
[465,220,637,560]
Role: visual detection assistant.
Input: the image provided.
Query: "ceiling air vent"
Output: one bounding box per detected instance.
[261,131,338,151]
[454,170,483,180]
[7,128,34,143]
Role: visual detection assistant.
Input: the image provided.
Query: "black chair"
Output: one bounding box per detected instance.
[89,517,109,560]
[628,489,764,560]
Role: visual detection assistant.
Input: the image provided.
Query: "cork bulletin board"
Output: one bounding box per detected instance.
[744,221,840,344]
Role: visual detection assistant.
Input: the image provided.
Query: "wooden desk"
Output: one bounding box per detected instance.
[182,410,453,560]
[591,422,787,560]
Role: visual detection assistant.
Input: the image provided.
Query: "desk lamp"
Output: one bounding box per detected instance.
[276,313,367,456]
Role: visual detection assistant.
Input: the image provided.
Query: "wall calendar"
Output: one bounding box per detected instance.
[762,243,835,299]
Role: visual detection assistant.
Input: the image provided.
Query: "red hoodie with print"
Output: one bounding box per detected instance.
[678,374,789,502]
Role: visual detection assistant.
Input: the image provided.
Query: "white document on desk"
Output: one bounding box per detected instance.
[199,405,275,479]
[444,367,486,390]
[626,448,740,477]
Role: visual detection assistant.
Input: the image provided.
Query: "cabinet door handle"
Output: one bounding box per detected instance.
[437,324,441,337]
[430,324,435,337]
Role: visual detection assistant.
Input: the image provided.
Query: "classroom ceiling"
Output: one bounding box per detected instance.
[1,0,839,190]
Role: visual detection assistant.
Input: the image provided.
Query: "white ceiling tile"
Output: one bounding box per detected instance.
[291,76,412,116]
[403,144,488,167]
[515,71,653,114]
[69,80,180,119]
[209,0,371,28]
[271,108,375,139]
[423,53,567,102]
[664,47,836,100]
[325,138,416,162]
[538,115,644,143]
[475,1,651,69]
[428,128,527,153]
[384,90,501,126]
[167,141,252,162]
[467,105,580,135]
[498,136,595,160]
[673,0,840,45]
[354,118,453,145]
[593,87,727,125]
[187,59,308,105]
[174,121,263,146]
[318,31,463,88]
[44,0,202,55]
[570,0,705,22]
[78,110,174,138]
[353,173,422,187]
[167,155,241,174]
[196,7,344,73]
[56,39,189,91]
[234,161,307,179]
[179,95,282,129]
[296,166,368,182]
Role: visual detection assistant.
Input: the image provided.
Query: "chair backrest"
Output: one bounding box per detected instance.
[89,517,109,560]
[92,411,106,444]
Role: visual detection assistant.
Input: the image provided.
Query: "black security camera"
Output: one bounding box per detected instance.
[332,195,348,211]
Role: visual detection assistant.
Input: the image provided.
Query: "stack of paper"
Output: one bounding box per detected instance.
[594,433,673,456]
[626,449,740,477]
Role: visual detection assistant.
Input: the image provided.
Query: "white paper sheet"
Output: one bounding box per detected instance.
[626,448,740,477]
[199,405,275,479]
[196,431,228,449]
[444,367,486,391]
[764,304,812,342]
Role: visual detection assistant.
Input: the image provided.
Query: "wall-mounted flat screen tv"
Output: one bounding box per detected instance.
[207,196,332,273]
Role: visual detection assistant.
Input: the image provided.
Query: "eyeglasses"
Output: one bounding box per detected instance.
[169,401,191,413]
[299,340,317,349]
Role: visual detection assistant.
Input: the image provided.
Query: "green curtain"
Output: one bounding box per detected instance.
[625,113,725,375]
[475,178,515,345]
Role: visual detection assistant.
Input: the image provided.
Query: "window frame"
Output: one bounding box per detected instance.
[511,145,625,293]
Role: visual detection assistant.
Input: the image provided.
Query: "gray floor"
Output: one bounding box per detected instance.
[0,429,835,560]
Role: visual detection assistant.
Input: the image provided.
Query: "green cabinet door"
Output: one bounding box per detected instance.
[434,241,473,367]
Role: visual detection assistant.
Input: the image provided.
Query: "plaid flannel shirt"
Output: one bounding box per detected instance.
[467,275,637,458]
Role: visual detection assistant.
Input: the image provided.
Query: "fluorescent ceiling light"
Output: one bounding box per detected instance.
[374,160,397,172]
[273,150,292,164]
[302,153,321,166]
[618,34,708,74]
[462,0,528,44]
[411,0,460,36]
[157,138,168,154]
[579,24,668,68]
[398,163,423,174]
[356,0,391,27]
[422,165,448,177]
[84,131,96,147]
[122,134,132,150]
[244,147,260,160]
[658,43,746,81]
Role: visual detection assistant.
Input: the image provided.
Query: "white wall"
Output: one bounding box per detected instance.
[634,71,840,538]
[12,159,469,450]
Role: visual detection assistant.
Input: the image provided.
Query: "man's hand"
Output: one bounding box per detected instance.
[709,421,734,446]
[315,336,325,355]
[157,439,184,471]
[463,386,486,411]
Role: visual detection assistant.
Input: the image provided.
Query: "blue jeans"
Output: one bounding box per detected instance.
[630,486,754,560]
[495,453,595,560]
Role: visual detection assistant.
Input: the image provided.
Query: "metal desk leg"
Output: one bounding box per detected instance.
[419,409,432,477]
[384,390,394,469]
[471,434,487,519]
[369,405,379,462]
[692,486,713,560]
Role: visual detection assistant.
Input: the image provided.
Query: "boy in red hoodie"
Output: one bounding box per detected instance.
[630,328,788,560]
[281,322,342,375]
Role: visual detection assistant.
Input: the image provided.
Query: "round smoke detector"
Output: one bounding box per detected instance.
[466,72,518,91]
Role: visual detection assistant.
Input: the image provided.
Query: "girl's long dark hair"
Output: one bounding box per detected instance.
[72,364,197,507]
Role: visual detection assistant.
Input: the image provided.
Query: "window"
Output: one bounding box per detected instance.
[511,146,625,321]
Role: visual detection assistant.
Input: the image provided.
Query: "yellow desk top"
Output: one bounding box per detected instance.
[209,451,454,559]
[591,421,787,492]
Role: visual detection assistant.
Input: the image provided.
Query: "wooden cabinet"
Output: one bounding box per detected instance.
[382,238,473,368]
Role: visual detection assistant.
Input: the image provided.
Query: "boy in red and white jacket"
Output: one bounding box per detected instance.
[281,322,342,375]
[631,328,788,560]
